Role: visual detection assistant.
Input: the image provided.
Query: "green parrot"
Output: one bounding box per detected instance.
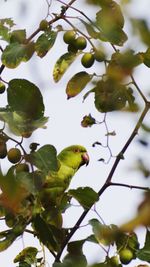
[40,145,89,210]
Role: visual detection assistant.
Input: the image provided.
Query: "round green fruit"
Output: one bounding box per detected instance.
[5,214,17,228]
[39,19,49,31]
[94,49,105,62]
[75,36,87,50]
[119,248,134,265]
[110,256,120,266]
[7,148,22,164]
[15,163,29,173]
[0,142,7,159]
[67,43,78,53]
[81,53,94,68]
[63,30,76,44]
[0,82,6,94]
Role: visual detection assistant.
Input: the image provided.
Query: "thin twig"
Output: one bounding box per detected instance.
[131,74,147,104]
[109,182,150,191]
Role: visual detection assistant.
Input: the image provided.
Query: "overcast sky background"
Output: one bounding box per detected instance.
[0,0,150,266]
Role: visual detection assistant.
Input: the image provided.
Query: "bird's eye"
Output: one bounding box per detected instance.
[74,149,80,153]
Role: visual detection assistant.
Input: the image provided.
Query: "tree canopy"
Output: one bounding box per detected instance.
[0,0,150,266]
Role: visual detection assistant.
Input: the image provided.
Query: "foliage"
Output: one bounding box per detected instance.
[0,0,150,266]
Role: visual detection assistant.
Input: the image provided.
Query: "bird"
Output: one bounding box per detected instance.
[40,145,89,209]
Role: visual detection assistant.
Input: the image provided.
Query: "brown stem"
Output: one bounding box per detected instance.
[131,74,147,104]
[109,182,150,191]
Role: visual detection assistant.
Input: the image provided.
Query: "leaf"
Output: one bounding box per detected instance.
[35,30,57,57]
[81,114,96,128]
[143,47,150,68]
[0,18,15,42]
[0,171,35,213]
[68,187,99,209]
[0,109,48,137]
[53,52,77,82]
[8,79,44,119]
[10,29,26,43]
[29,145,59,174]
[89,219,115,246]
[93,79,128,112]
[116,231,139,253]
[66,71,92,99]
[32,214,59,252]
[14,247,38,264]
[0,222,26,251]
[1,42,34,68]
[96,1,128,46]
[131,19,150,46]
[107,50,142,81]
[137,230,150,263]
[53,240,87,267]
[80,19,101,39]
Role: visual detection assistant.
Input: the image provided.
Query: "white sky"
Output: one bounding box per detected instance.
[0,0,150,266]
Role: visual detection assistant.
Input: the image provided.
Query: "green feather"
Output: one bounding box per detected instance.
[40,145,89,208]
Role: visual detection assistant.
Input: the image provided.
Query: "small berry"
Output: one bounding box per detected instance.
[63,30,76,44]
[119,248,134,265]
[75,36,87,50]
[7,148,21,164]
[39,19,49,31]
[81,53,94,68]
[0,82,6,94]
[15,163,29,173]
[94,49,105,62]
[67,43,78,53]
[0,142,7,159]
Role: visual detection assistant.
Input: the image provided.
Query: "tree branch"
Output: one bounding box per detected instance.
[55,103,150,263]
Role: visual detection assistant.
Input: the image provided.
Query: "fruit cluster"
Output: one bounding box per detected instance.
[63,30,105,68]
[0,138,29,173]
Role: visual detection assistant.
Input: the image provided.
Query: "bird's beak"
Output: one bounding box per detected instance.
[82,152,90,166]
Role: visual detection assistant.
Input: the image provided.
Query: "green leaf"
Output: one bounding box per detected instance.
[89,219,115,246]
[14,247,38,264]
[107,50,142,81]
[143,47,150,68]
[35,30,57,58]
[93,79,128,112]
[53,240,87,267]
[0,222,26,251]
[1,42,34,68]
[10,29,26,43]
[53,52,77,82]
[142,123,150,133]
[116,231,139,255]
[66,71,92,99]
[32,214,59,252]
[0,18,15,42]
[81,114,96,128]
[68,187,99,209]
[29,145,59,174]
[8,79,44,119]
[131,19,150,46]
[137,230,150,262]
[0,109,48,137]
[96,1,127,46]
[0,171,35,212]
[80,20,101,39]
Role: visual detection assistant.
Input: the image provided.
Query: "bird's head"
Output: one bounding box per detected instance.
[58,145,89,170]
